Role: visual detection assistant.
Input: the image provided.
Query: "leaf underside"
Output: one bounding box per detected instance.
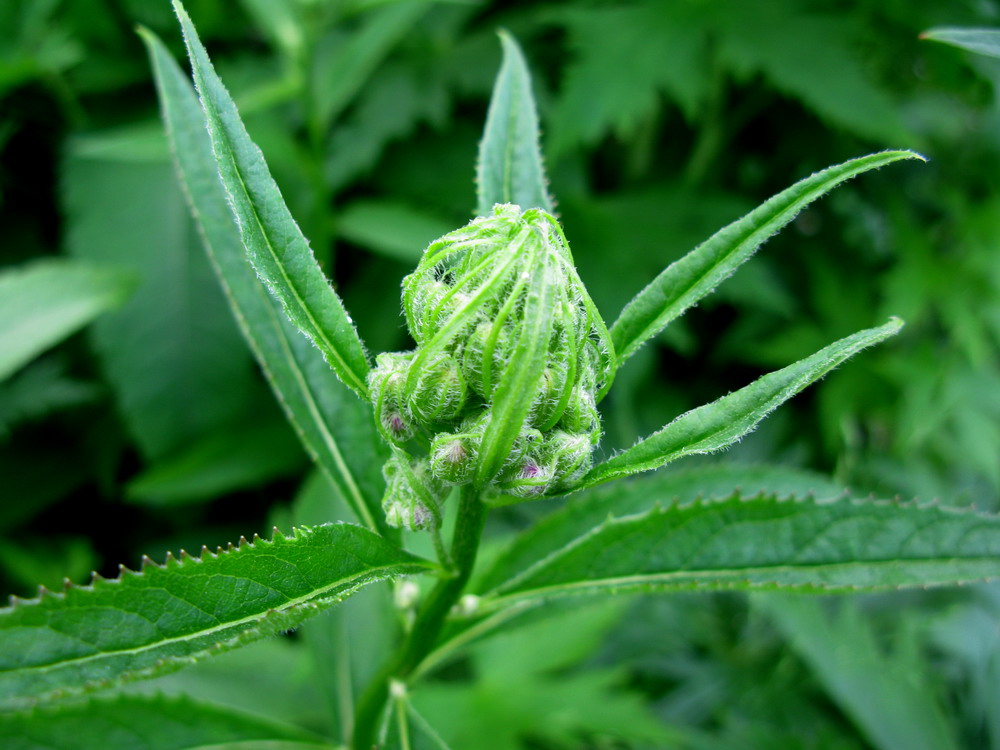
[476,30,554,217]
[610,150,924,364]
[478,493,1000,610]
[141,28,387,532]
[0,524,433,711]
[171,0,371,398]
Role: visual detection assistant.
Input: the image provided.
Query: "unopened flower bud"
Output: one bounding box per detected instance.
[429,429,477,485]
[381,454,442,530]
[544,430,594,490]
[406,352,467,424]
[559,384,600,438]
[368,352,415,444]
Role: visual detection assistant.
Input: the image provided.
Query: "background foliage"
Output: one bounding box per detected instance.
[2,0,1000,747]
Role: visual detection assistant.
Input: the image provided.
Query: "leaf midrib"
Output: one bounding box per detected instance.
[481,557,1000,609]
[2,561,407,677]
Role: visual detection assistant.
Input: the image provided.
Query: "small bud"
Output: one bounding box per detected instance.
[381,454,442,530]
[368,352,415,444]
[429,429,477,485]
[394,580,420,610]
[406,352,467,424]
[559,385,600,438]
[544,430,594,491]
[496,456,555,497]
[461,320,511,398]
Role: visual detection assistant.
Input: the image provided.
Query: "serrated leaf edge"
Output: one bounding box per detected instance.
[478,493,1000,605]
[0,523,432,710]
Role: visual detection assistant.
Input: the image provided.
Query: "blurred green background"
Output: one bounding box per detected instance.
[3,0,1000,748]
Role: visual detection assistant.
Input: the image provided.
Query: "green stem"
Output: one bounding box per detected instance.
[352,487,487,749]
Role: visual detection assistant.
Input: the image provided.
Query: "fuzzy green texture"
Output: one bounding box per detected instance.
[367,204,613,525]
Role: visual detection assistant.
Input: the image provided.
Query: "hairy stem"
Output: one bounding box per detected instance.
[352,486,487,749]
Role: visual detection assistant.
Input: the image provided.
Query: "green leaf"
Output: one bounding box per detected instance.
[171,0,371,399]
[610,151,923,365]
[0,693,332,750]
[142,27,387,532]
[337,199,454,264]
[584,318,902,488]
[550,5,710,154]
[0,260,132,382]
[476,31,554,217]
[63,129,260,461]
[312,1,430,132]
[758,595,960,750]
[0,523,434,710]
[125,416,306,506]
[921,27,1000,60]
[477,494,1000,611]
[476,463,846,595]
[0,359,100,438]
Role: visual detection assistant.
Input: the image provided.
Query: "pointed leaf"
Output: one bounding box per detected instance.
[0,524,434,710]
[0,260,133,382]
[583,318,902,488]
[171,0,371,398]
[0,693,333,750]
[921,27,1000,60]
[610,151,923,364]
[476,31,554,217]
[142,28,387,532]
[476,463,846,594]
[477,494,1000,611]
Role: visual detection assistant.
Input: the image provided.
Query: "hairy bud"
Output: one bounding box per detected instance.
[381,453,442,531]
[370,203,615,519]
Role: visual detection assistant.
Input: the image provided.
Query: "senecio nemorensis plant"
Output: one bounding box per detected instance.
[4,3,1000,750]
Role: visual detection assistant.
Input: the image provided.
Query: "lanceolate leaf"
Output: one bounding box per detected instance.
[582,318,902,488]
[477,494,1000,611]
[0,694,333,750]
[610,151,923,364]
[142,29,387,532]
[171,0,371,398]
[921,27,1000,60]
[476,463,846,594]
[0,524,434,710]
[476,31,554,217]
[0,260,133,382]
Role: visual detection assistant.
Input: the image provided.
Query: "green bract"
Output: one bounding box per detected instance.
[367,204,613,517]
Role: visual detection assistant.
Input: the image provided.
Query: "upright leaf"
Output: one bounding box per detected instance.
[583,318,902,488]
[142,28,387,531]
[921,27,1000,61]
[0,524,434,710]
[610,151,923,364]
[171,0,371,398]
[0,694,332,750]
[477,494,1000,611]
[0,260,133,382]
[476,31,554,217]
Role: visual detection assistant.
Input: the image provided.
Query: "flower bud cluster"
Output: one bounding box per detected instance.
[369,204,614,525]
